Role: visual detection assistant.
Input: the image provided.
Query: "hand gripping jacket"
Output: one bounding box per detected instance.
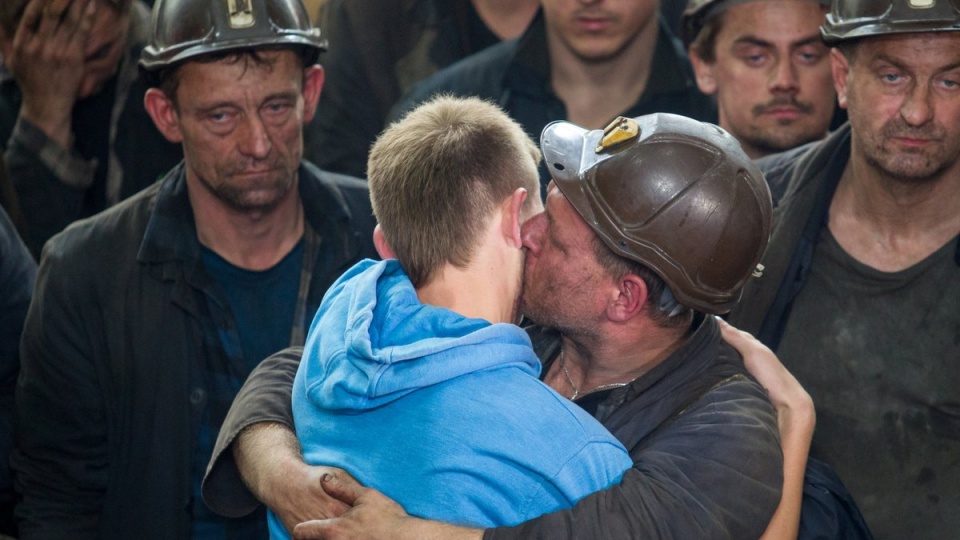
[540,113,772,314]
[139,0,326,71]
[821,0,960,44]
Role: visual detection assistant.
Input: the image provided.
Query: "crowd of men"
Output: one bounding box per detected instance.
[0,0,957,538]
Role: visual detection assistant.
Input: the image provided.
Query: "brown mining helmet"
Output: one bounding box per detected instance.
[821,0,960,44]
[139,0,326,72]
[540,113,773,314]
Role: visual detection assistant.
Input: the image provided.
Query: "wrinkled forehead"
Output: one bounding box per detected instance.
[847,30,960,62]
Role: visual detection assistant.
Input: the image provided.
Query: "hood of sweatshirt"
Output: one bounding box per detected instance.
[300,259,541,411]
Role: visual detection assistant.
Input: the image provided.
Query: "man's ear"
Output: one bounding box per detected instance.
[830,48,850,110]
[373,225,396,260]
[689,48,718,95]
[301,65,325,123]
[144,88,184,144]
[607,274,649,322]
[501,188,527,249]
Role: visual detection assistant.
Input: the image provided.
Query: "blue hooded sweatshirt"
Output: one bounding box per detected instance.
[269,259,631,537]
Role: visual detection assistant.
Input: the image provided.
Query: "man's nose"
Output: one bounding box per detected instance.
[237,115,272,159]
[769,57,799,94]
[899,81,934,127]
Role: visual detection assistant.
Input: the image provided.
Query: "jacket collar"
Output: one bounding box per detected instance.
[530,313,734,408]
[136,161,355,266]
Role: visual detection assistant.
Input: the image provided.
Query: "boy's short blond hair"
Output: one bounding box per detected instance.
[368,96,541,287]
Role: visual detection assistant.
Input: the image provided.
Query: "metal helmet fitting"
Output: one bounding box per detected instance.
[540,113,772,314]
[821,0,960,44]
[139,0,326,72]
[681,0,830,46]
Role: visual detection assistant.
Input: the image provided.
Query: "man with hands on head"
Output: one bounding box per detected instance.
[0,0,181,256]
[204,114,816,539]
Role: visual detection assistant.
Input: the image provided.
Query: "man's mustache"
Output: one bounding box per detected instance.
[881,117,944,142]
[751,97,814,117]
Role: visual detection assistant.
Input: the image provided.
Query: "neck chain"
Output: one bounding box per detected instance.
[558,350,630,400]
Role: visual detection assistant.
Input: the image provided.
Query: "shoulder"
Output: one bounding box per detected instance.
[463,370,622,446]
[299,162,372,219]
[417,39,517,93]
[641,371,780,472]
[445,371,630,492]
[756,123,851,206]
[301,161,367,193]
[755,142,816,205]
[688,374,777,426]
[389,39,518,120]
[44,182,161,263]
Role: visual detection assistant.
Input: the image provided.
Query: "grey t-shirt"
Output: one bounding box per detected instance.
[778,227,960,540]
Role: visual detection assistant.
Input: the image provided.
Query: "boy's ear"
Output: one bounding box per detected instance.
[373,225,396,260]
[501,188,527,249]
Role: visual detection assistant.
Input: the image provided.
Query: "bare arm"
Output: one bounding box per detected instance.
[291,474,482,540]
[232,422,351,533]
[204,348,350,531]
[718,317,815,540]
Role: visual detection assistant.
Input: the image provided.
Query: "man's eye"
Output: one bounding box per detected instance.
[796,50,824,64]
[939,77,960,90]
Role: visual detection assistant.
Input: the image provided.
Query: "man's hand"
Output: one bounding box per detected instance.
[292,474,483,540]
[4,0,96,147]
[233,423,352,533]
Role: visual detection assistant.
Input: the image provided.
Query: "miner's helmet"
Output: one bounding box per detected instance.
[821,0,960,44]
[681,0,831,46]
[139,0,326,72]
[540,113,773,314]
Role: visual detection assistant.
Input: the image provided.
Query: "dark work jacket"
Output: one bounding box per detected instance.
[728,124,852,346]
[203,316,783,539]
[389,12,717,191]
[13,162,375,539]
[487,316,782,539]
[727,123,959,347]
[0,204,35,536]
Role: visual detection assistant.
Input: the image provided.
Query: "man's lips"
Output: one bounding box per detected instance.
[229,167,282,178]
[575,15,612,32]
[892,136,936,148]
[760,107,803,120]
